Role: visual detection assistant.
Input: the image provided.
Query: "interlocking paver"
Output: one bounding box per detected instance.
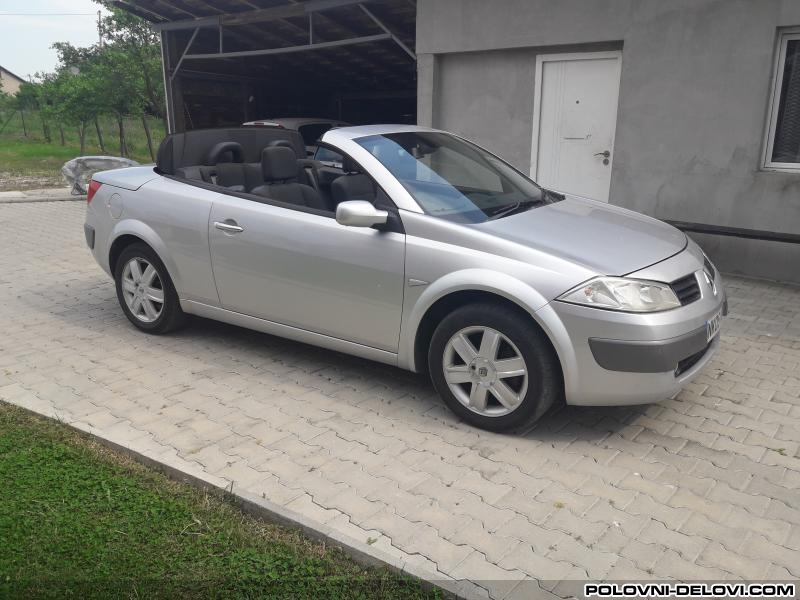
[2,201,800,598]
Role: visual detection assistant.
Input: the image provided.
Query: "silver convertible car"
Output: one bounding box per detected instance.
[84,125,726,432]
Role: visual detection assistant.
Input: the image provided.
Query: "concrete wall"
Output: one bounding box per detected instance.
[417,0,800,283]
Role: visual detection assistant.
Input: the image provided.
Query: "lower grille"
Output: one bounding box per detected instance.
[675,343,710,376]
[671,274,701,306]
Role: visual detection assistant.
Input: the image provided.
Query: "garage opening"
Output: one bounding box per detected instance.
[117,0,417,132]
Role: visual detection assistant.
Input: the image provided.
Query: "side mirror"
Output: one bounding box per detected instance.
[336,200,388,228]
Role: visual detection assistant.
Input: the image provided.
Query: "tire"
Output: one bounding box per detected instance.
[114,242,185,334]
[429,302,562,433]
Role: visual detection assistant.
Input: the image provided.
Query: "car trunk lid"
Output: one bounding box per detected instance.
[91,166,160,191]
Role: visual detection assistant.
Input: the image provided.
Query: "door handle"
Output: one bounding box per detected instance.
[594,150,611,158]
[214,221,244,233]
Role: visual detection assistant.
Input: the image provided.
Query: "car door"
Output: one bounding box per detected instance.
[207,194,405,353]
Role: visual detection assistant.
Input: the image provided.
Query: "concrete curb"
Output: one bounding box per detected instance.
[0,188,85,203]
[17,406,485,600]
[0,196,85,204]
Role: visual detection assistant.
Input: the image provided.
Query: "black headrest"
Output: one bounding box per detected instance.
[261,146,298,182]
[342,155,362,174]
[332,172,375,205]
[205,141,244,165]
[268,139,297,155]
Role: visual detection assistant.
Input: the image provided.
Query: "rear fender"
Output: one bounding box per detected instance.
[109,219,182,292]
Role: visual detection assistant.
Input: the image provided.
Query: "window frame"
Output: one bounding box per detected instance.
[763,27,800,173]
[352,131,548,223]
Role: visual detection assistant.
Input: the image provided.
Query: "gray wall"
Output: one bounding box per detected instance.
[417,0,800,283]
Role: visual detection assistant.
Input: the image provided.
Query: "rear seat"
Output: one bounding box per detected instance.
[176,141,246,187]
[174,165,214,183]
[213,164,241,191]
[174,138,332,203]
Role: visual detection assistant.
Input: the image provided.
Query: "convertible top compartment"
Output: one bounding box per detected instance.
[92,166,161,191]
[156,127,306,175]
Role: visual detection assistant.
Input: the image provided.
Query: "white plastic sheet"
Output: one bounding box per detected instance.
[61,156,139,195]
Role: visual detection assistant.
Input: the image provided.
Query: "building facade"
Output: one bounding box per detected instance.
[416,0,800,283]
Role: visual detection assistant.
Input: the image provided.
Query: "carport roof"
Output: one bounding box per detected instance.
[114,0,416,90]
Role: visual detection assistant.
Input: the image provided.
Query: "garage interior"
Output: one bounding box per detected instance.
[115,0,417,132]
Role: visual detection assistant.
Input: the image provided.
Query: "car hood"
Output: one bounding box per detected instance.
[475,195,687,276]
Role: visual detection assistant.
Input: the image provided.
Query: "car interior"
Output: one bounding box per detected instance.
[156,127,381,214]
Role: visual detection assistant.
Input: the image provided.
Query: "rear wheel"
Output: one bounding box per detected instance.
[114,243,184,334]
[429,303,561,432]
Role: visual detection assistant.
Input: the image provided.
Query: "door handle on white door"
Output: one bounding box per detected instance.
[593,150,611,158]
[214,221,244,233]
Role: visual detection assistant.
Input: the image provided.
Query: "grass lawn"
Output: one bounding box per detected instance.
[0,112,164,191]
[0,402,438,600]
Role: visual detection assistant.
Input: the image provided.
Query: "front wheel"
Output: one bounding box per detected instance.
[114,243,185,334]
[429,303,562,433]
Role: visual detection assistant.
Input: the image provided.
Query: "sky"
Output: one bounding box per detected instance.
[0,0,110,81]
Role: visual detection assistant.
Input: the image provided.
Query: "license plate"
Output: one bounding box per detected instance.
[706,310,721,343]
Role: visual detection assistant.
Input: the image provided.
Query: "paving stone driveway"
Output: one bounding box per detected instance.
[1,201,799,598]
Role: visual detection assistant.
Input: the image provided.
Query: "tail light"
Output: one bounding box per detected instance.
[87,179,102,203]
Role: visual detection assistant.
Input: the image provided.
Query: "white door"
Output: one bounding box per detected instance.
[531,51,622,202]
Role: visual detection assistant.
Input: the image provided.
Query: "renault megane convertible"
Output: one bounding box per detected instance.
[84,125,726,432]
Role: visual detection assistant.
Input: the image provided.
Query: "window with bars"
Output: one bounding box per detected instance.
[765,29,800,171]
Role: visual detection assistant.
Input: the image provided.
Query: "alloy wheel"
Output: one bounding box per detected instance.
[121,257,164,323]
[442,326,529,417]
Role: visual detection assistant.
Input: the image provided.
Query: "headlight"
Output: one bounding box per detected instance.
[558,277,681,312]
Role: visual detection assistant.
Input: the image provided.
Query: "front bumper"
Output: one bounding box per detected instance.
[536,251,726,406]
[588,292,726,373]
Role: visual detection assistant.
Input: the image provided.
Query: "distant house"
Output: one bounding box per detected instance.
[0,65,25,95]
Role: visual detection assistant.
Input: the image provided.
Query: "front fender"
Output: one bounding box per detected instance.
[399,268,552,371]
[109,219,182,292]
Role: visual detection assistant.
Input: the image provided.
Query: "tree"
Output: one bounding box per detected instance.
[36,72,68,145]
[94,47,146,157]
[50,43,105,155]
[98,3,166,129]
[0,91,16,136]
[15,82,47,141]
[5,2,166,159]
[56,74,96,154]
[53,8,163,158]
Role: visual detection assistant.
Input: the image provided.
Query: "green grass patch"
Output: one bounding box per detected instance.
[0,402,438,600]
[0,111,165,190]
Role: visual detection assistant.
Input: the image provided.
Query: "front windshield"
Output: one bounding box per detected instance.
[354,131,553,223]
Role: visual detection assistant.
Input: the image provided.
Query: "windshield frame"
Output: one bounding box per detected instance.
[351,130,550,223]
